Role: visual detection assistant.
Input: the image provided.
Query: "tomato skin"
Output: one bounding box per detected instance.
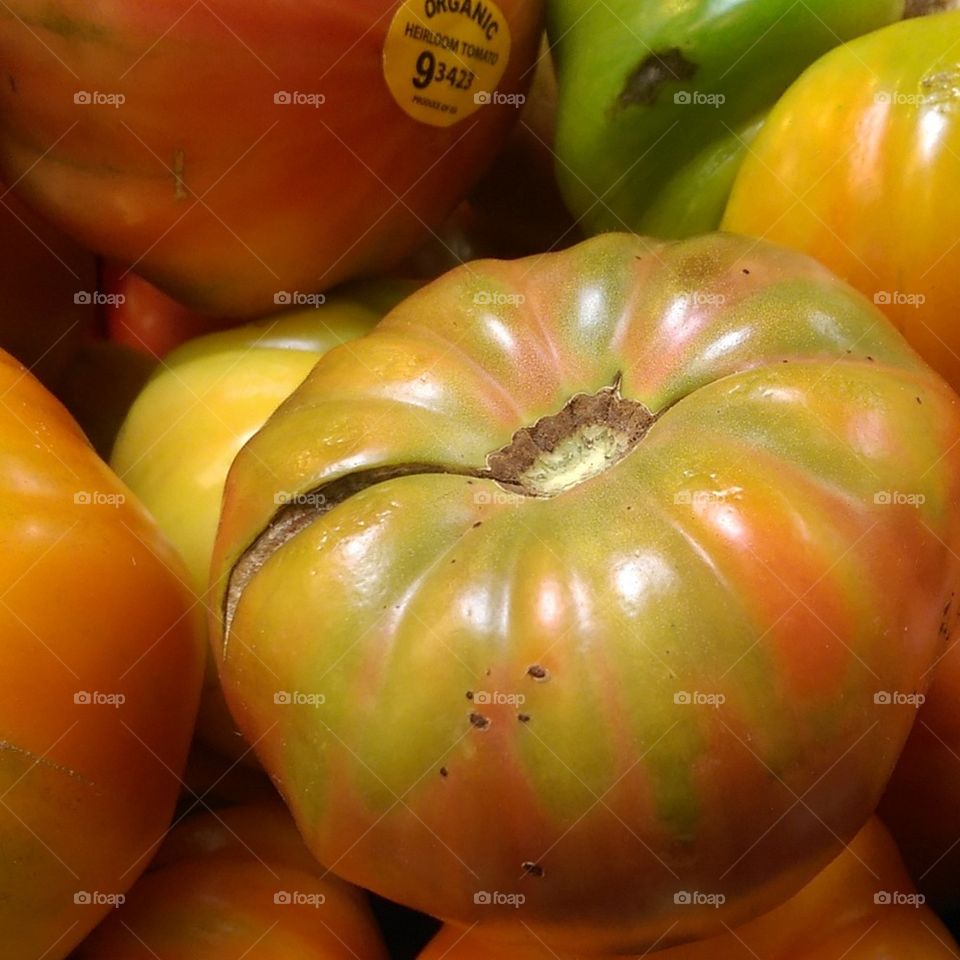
[0,350,204,959]
[0,1,543,316]
[102,263,236,359]
[880,638,960,911]
[547,0,905,238]
[111,282,416,761]
[73,802,388,960]
[723,11,960,392]
[419,819,958,959]
[210,233,960,954]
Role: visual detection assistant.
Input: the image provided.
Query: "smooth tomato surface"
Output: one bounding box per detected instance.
[419,819,958,959]
[0,350,204,959]
[0,1,543,315]
[723,11,960,391]
[210,233,960,954]
[111,282,415,759]
[74,802,388,959]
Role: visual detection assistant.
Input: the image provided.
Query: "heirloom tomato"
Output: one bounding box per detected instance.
[547,0,908,239]
[210,233,960,954]
[112,282,415,760]
[0,1,542,316]
[723,10,960,392]
[74,802,387,960]
[420,819,958,959]
[0,350,204,959]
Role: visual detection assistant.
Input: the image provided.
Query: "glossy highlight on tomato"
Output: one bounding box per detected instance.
[210,233,960,954]
[0,349,204,959]
[723,10,960,392]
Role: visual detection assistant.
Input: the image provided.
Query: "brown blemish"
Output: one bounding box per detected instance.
[522,861,545,878]
[466,691,474,700]
[527,664,549,681]
[905,0,960,17]
[616,49,697,109]
[518,713,530,723]
[469,712,490,730]
[440,766,449,777]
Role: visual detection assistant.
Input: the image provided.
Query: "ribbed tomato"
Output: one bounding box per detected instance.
[419,819,958,959]
[0,1,542,316]
[722,10,960,392]
[0,350,204,959]
[210,233,960,954]
[74,803,387,959]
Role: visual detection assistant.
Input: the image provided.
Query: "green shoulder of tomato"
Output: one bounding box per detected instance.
[547,0,908,238]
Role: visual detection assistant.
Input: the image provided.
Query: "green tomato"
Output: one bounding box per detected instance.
[548,0,907,237]
[111,281,416,759]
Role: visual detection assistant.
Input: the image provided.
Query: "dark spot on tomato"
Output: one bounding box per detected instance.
[466,691,474,700]
[486,668,492,676]
[440,766,448,777]
[616,49,697,109]
[469,712,490,729]
[473,521,482,528]
[741,268,750,275]
[518,713,530,723]
[450,558,456,563]
[522,861,545,878]
[527,664,549,681]
[866,356,875,362]
[917,397,923,404]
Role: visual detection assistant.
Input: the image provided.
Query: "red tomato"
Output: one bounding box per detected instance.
[0,1,543,316]
[102,263,236,359]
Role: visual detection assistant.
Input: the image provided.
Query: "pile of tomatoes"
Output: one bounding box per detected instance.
[1,2,960,958]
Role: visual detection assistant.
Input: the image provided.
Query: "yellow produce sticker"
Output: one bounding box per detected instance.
[383,0,512,127]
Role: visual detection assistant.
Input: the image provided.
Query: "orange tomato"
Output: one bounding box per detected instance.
[420,818,958,960]
[74,802,388,960]
[0,349,204,959]
[722,11,960,391]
